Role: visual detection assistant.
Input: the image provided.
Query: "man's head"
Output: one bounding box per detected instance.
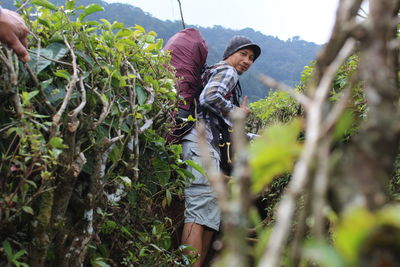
[222,36,261,74]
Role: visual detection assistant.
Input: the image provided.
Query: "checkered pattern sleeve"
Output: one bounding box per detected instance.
[199,63,239,117]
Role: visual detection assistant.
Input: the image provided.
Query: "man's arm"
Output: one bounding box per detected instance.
[0,7,30,62]
[199,65,239,116]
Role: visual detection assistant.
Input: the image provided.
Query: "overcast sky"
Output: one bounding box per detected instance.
[103,0,348,44]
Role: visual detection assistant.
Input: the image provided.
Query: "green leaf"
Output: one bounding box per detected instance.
[54,70,71,81]
[31,0,56,10]
[185,160,206,176]
[100,19,112,27]
[92,259,111,267]
[334,208,376,265]
[333,110,354,140]
[112,23,127,31]
[250,118,303,193]
[49,137,67,149]
[120,226,134,238]
[134,25,146,33]
[169,144,182,157]
[83,4,105,17]
[28,43,69,73]
[22,206,34,215]
[149,243,162,252]
[166,189,172,206]
[66,0,76,10]
[2,240,13,262]
[13,249,27,260]
[303,239,345,267]
[136,85,147,105]
[76,51,95,67]
[119,176,132,188]
[153,157,171,186]
[21,90,39,106]
[23,111,50,118]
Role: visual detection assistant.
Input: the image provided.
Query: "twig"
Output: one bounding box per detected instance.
[91,88,110,130]
[16,0,31,12]
[313,38,356,103]
[50,36,79,137]
[1,49,23,118]
[68,77,87,133]
[125,60,140,179]
[312,135,332,239]
[176,0,186,29]
[321,77,355,136]
[27,49,75,68]
[259,75,311,109]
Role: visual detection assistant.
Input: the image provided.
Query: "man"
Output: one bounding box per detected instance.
[180,36,261,266]
[0,6,30,62]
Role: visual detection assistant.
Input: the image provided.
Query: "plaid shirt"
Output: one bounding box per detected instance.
[182,61,240,148]
[199,61,240,127]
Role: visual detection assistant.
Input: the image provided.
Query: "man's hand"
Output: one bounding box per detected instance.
[240,95,250,116]
[0,8,30,62]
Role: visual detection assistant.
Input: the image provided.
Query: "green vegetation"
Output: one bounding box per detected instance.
[0,1,192,265]
[2,0,322,102]
[1,0,399,266]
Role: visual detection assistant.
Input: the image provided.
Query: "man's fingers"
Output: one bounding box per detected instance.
[241,95,248,107]
[9,36,30,62]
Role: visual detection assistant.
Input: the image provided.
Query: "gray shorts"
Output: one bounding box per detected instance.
[181,140,221,231]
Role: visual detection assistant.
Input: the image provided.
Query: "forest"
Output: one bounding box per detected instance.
[1,0,322,102]
[0,0,399,267]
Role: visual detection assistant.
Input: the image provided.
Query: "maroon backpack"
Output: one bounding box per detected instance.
[163,28,208,112]
[163,28,208,143]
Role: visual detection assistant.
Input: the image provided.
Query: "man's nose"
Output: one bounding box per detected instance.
[244,57,252,65]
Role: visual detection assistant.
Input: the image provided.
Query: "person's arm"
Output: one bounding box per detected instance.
[199,65,239,116]
[0,7,30,62]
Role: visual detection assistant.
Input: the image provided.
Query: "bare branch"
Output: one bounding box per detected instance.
[311,136,332,239]
[139,118,153,133]
[50,36,79,137]
[16,0,31,12]
[321,76,355,136]
[91,88,110,130]
[68,77,87,133]
[314,38,356,102]
[176,0,186,29]
[259,74,312,108]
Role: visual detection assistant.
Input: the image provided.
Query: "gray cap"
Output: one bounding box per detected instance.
[222,35,261,61]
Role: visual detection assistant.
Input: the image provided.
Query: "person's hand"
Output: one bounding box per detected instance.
[240,95,250,116]
[0,8,30,62]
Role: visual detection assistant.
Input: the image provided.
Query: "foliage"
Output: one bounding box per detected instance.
[247,90,300,134]
[303,205,400,267]
[1,1,399,267]
[250,118,303,193]
[0,1,190,265]
[1,240,28,267]
[1,0,321,103]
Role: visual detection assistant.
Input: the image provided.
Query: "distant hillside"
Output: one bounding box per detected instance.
[3,0,322,102]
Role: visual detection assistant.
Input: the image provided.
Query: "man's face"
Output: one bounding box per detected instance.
[225,48,255,74]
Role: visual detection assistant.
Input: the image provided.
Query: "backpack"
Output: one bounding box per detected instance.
[163,28,208,144]
[164,28,208,111]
